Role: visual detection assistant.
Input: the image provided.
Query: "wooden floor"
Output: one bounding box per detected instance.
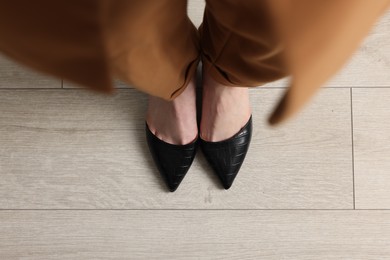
[0,2,389,259]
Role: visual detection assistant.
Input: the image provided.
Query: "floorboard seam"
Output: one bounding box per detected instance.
[350,88,356,210]
[0,208,387,211]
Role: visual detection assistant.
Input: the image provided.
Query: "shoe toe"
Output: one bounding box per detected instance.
[145,122,198,192]
[200,115,253,190]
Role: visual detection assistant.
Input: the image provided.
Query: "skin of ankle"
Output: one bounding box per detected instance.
[146,77,198,145]
[200,71,252,142]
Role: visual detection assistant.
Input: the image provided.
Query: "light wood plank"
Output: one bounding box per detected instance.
[248,88,353,209]
[353,88,390,209]
[63,78,131,89]
[188,0,205,28]
[327,10,390,87]
[0,88,352,209]
[0,210,390,259]
[0,54,61,88]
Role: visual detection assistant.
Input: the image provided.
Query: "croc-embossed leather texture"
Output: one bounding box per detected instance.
[145,122,198,192]
[200,115,253,189]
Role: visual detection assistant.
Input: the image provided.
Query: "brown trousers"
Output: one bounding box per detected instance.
[0,0,389,125]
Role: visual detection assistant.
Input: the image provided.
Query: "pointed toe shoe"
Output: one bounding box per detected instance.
[145,122,198,192]
[200,115,253,189]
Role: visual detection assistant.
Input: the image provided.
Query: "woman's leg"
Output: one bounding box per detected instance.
[108,0,201,145]
[108,0,201,191]
[146,73,198,145]
[199,0,287,141]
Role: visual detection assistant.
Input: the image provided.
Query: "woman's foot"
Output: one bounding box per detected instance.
[200,70,252,142]
[146,76,198,145]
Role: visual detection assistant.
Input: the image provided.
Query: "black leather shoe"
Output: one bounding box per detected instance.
[199,115,252,189]
[145,122,198,192]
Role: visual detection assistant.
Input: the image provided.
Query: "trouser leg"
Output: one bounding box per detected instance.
[199,0,288,87]
[107,0,200,100]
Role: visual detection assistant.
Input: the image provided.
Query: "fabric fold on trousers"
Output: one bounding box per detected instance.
[102,0,201,101]
[199,0,288,88]
[266,0,390,125]
[0,0,114,94]
[0,0,389,126]
[199,0,390,126]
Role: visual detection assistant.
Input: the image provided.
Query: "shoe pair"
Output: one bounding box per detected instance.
[146,115,253,192]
